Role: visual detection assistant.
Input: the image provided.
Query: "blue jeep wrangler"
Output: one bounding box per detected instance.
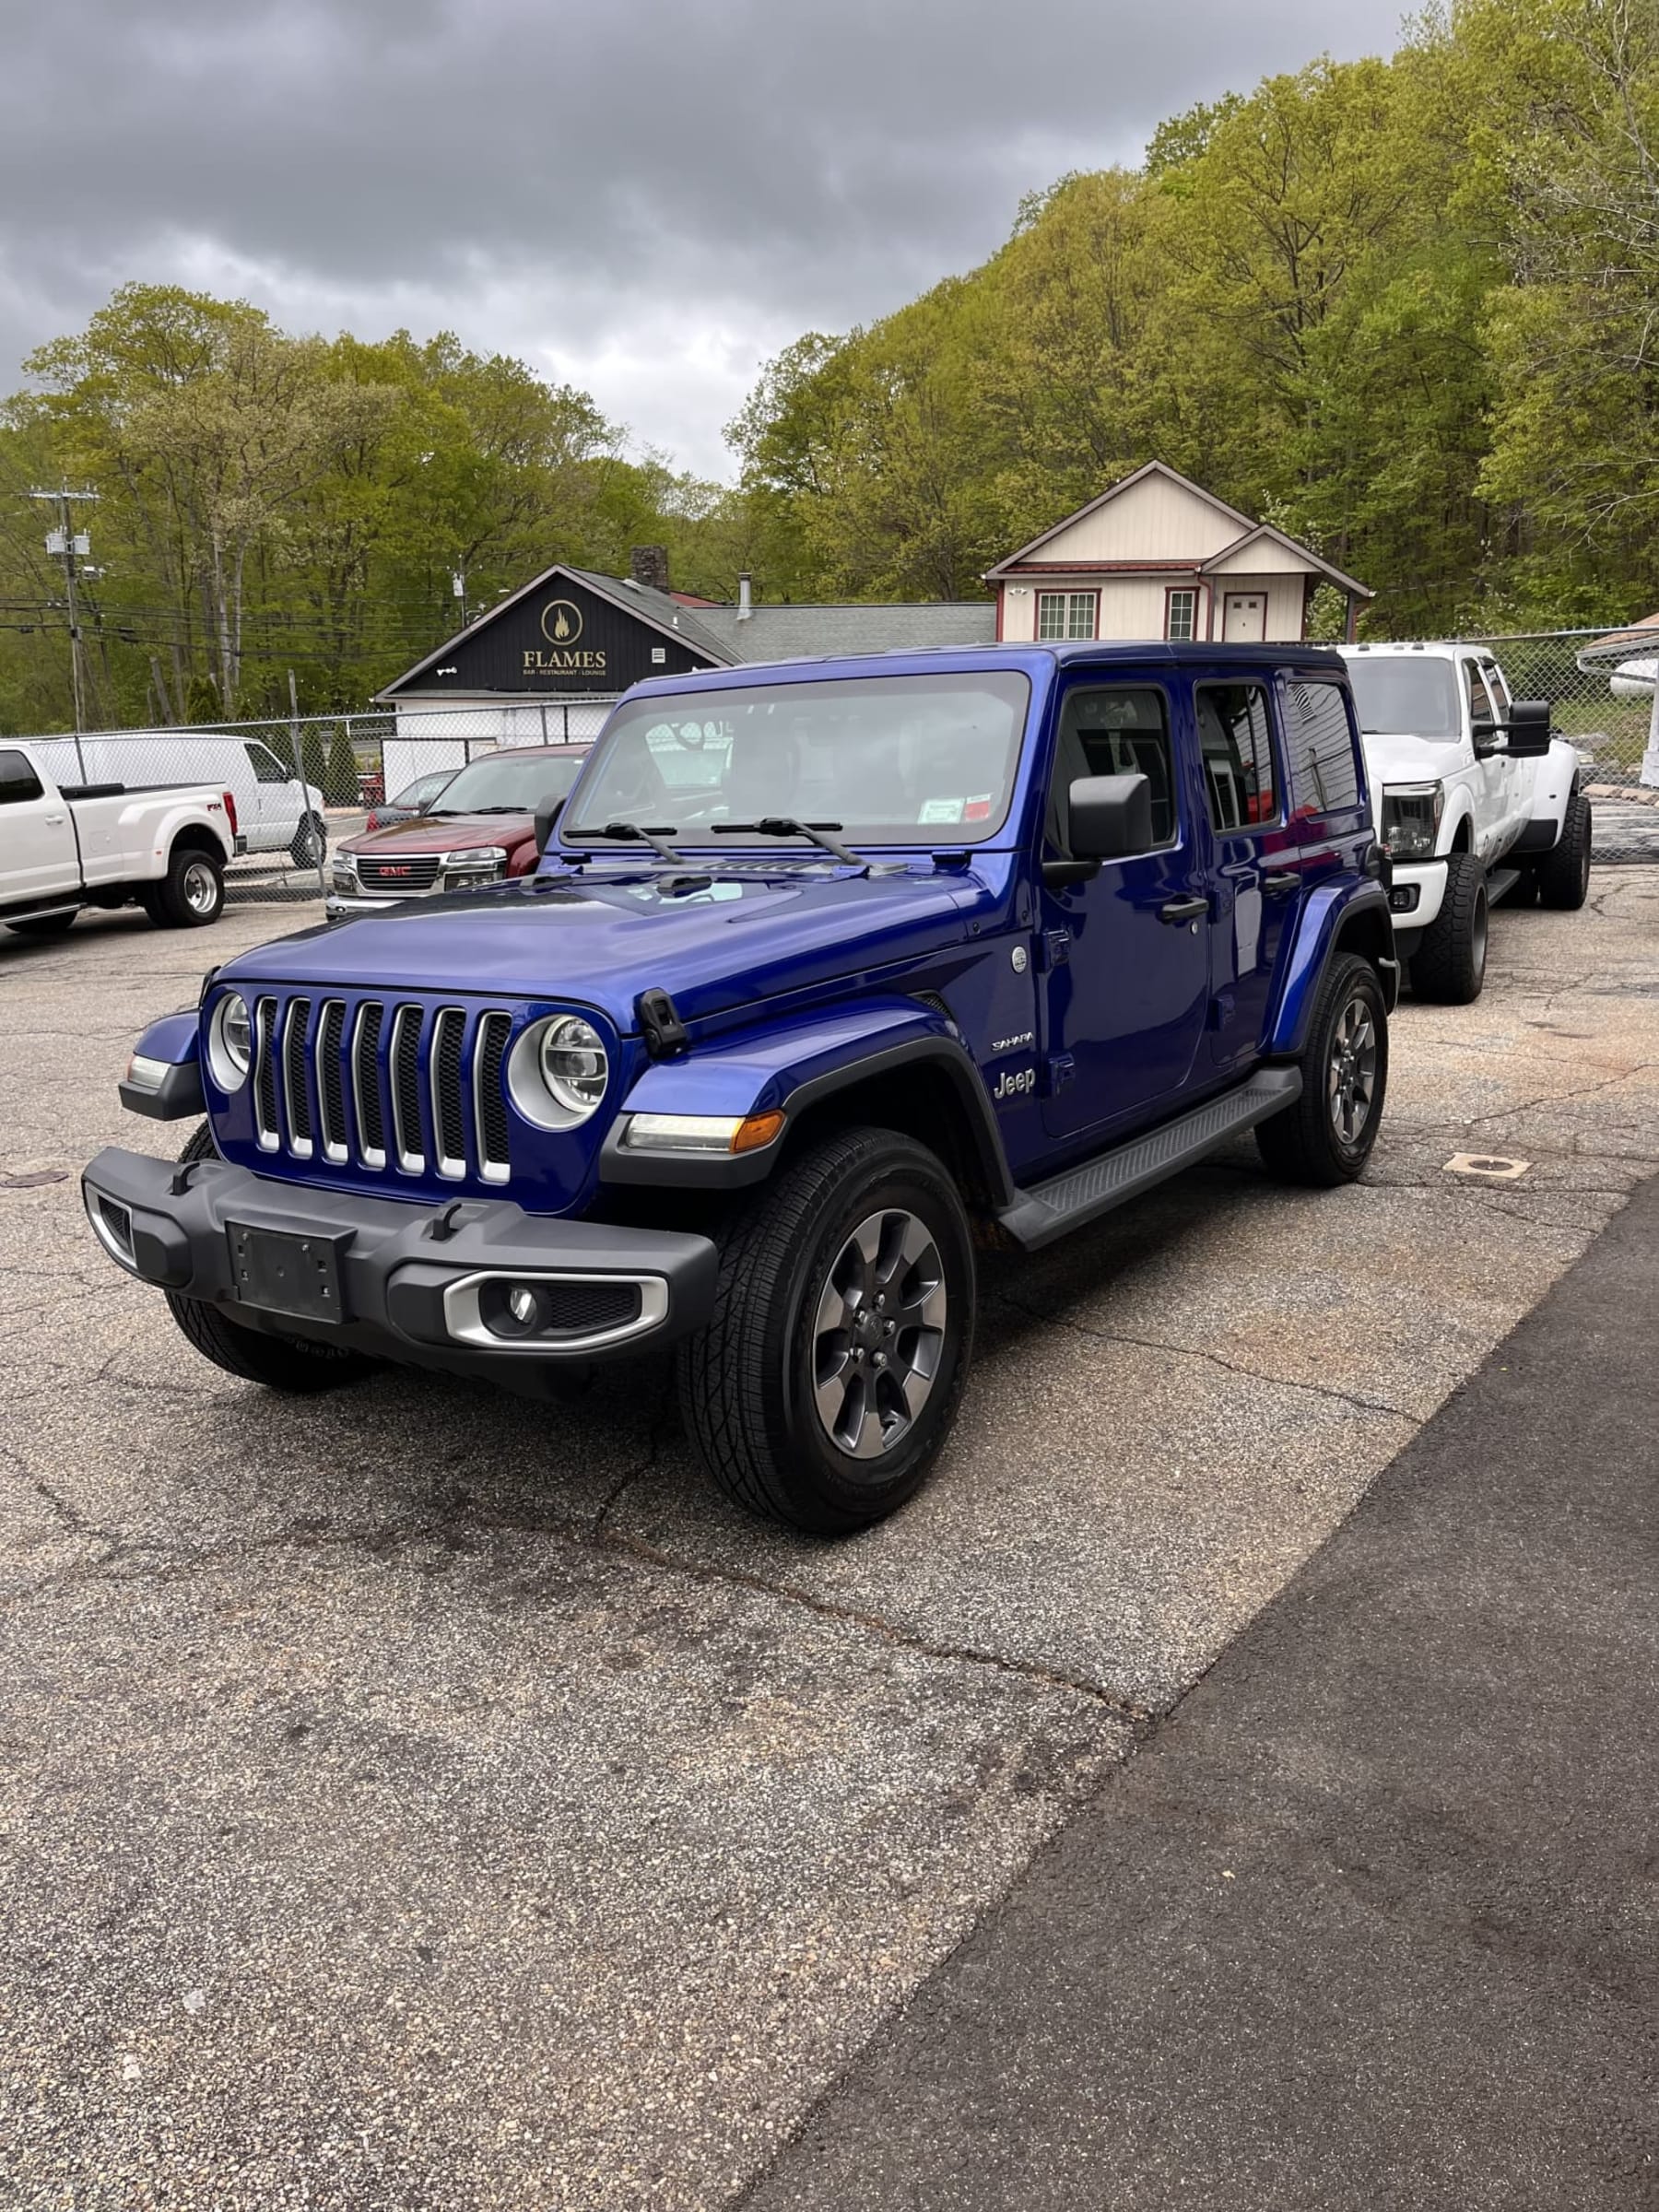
[85,644,1397,1534]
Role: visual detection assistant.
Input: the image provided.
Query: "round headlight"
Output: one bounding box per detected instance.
[539,1016,608,1118]
[207,991,252,1091]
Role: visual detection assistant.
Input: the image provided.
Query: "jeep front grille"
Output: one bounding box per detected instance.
[246,994,517,1187]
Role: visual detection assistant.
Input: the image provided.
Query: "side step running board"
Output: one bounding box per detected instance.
[1486,866,1524,906]
[997,1068,1302,1252]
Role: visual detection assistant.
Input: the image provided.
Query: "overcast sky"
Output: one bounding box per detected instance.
[3,0,1408,480]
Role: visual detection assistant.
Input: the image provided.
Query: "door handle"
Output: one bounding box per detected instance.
[1159,895,1208,924]
[1262,871,1300,893]
[44,812,67,826]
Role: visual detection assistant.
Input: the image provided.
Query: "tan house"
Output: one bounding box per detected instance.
[986,462,1372,647]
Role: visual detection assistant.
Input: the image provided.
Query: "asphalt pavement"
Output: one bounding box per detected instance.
[745,1168,1659,2211]
[1,874,1656,2206]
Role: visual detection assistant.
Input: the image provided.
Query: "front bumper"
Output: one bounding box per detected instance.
[81,1147,717,1383]
[1386,856,1446,933]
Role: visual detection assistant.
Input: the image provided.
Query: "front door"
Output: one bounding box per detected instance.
[244,740,301,853]
[0,748,79,905]
[1222,592,1266,643]
[1193,679,1301,1071]
[1038,680,1210,1141]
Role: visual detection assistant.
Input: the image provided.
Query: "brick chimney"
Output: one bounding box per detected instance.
[629,546,671,594]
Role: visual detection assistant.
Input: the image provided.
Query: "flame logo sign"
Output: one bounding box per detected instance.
[540,599,583,646]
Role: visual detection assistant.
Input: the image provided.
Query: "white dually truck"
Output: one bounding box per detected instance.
[1340,641,1590,1004]
[0,740,236,938]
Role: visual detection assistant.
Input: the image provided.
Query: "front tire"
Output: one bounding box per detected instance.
[1254,952,1388,1187]
[677,1126,975,1535]
[147,846,225,928]
[1536,792,1592,911]
[162,1124,376,1394]
[1409,851,1488,1003]
[289,812,327,869]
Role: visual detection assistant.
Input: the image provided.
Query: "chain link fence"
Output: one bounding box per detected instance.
[12,631,1656,911]
[23,700,609,907]
[1462,629,1659,863]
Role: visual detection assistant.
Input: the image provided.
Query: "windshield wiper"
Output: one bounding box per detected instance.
[712,818,865,867]
[576,820,687,864]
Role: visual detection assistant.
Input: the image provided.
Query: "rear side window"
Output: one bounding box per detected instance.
[1050,687,1177,850]
[1195,683,1277,831]
[1283,680,1362,817]
[0,749,44,806]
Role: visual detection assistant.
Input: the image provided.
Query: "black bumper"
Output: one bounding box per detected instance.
[81,1147,718,1383]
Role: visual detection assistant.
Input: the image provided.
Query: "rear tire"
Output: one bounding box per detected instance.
[1536,792,1592,911]
[162,1124,376,1394]
[147,846,225,928]
[677,1126,975,1535]
[1409,851,1488,1003]
[6,911,77,937]
[1254,952,1388,1187]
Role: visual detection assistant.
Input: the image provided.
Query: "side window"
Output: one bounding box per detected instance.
[1165,589,1197,642]
[245,742,291,785]
[1194,683,1277,832]
[0,749,45,806]
[1482,661,1510,714]
[1467,663,1496,725]
[1049,687,1176,853]
[1283,680,1362,817]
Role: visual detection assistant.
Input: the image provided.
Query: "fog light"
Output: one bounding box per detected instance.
[1390,884,1421,913]
[479,1278,548,1339]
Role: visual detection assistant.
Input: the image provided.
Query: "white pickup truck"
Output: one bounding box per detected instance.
[1340,641,1590,1003]
[0,740,236,939]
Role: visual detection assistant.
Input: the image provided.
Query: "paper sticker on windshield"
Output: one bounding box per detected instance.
[964,792,994,822]
[919,796,964,824]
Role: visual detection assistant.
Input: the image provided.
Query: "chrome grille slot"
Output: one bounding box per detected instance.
[253,997,279,1151]
[282,997,314,1158]
[389,1005,426,1172]
[358,854,441,892]
[316,1000,347,1162]
[430,1008,467,1179]
[352,1002,387,1167]
[475,1012,513,1182]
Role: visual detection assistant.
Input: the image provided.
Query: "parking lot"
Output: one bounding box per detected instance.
[3,874,1657,2209]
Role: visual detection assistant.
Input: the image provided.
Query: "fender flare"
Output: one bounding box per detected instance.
[119,1008,206,1121]
[1265,880,1396,1059]
[599,996,1016,1203]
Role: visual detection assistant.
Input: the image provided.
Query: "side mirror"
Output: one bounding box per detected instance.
[1500,700,1552,757]
[1069,772,1152,861]
[533,794,566,856]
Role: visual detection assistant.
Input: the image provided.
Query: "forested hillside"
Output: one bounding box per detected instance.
[731,0,1659,636]
[4,0,1655,732]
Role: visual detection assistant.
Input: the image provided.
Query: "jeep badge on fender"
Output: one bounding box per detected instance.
[85,642,1396,1536]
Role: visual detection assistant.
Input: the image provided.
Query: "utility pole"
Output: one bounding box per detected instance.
[29,486,98,732]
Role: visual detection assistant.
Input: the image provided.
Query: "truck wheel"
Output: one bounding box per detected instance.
[289,812,327,869]
[1409,852,1488,1003]
[677,1126,975,1535]
[6,911,77,937]
[1536,792,1592,911]
[147,846,225,928]
[162,1124,375,1394]
[1254,952,1388,1187]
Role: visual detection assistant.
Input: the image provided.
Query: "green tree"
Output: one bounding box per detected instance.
[324,724,359,806]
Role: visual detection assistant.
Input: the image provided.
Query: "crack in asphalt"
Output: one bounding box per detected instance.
[993,1292,1419,1424]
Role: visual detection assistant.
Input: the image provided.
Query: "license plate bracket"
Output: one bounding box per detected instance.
[226,1221,349,1325]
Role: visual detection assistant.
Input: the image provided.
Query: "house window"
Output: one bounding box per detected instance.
[1165,588,1198,641]
[1038,590,1098,641]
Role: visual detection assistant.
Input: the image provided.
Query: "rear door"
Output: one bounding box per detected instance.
[1036,677,1210,1141]
[1194,678,1302,1072]
[0,749,80,905]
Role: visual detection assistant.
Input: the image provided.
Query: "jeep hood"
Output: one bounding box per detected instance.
[226,863,996,1032]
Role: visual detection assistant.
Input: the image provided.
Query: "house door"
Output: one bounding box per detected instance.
[1222,592,1266,642]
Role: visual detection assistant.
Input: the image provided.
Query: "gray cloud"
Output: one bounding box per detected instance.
[3,0,1409,475]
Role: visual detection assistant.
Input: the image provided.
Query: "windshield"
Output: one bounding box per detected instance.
[1345,657,1462,739]
[563,672,1032,847]
[434,749,585,814]
[393,771,453,809]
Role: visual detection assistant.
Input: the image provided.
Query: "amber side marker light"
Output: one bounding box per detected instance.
[621,1110,786,1155]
